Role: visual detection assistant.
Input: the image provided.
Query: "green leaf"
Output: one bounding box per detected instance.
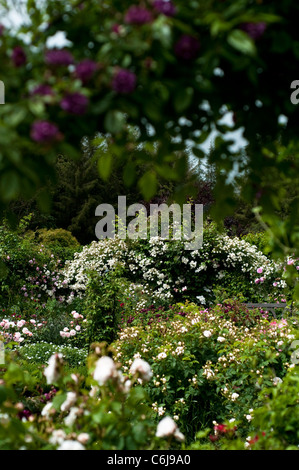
[27,100,46,117]
[227,29,257,56]
[52,393,67,411]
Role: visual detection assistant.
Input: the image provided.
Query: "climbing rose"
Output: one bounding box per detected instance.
[240,22,267,40]
[45,49,74,66]
[30,120,61,143]
[12,46,27,67]
[124,6,153,24]
[112,69,137,94]
[174,34,200,60]
[60,92,89,115]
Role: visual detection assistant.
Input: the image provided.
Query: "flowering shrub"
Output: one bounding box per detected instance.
[0,308,298,450]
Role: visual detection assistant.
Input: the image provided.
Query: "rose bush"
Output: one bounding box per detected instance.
[112,302,298,443]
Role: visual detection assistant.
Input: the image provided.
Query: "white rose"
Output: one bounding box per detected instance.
[217,336,225,342]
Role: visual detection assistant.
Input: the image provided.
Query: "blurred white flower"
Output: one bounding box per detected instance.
[77,433,90,445]
[61,391,77,412]
[273,376,282,386]
[57,440,85,450]
[49,429,66,445]
[41,402,55,418]
[196,295,206,304]
[64,407,79,427]
[93,356,117,386]
[217,336,225,342]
